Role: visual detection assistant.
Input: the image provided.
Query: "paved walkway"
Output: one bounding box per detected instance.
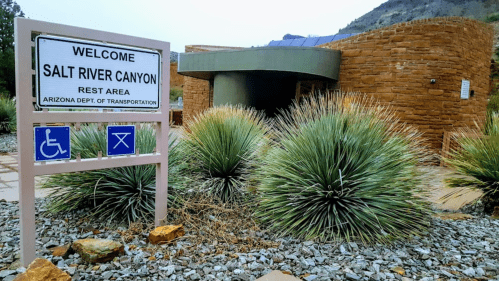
[419,166,483,211]
[0,153,51,201]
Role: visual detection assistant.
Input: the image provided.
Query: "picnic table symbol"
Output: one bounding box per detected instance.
[107,125,135,156]
[112,132,131,149]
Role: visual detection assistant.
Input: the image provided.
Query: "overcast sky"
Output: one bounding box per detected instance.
[16,0,386,53]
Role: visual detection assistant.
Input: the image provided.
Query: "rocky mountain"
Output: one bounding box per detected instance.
[170,51,179,63]
[339,0,499,34]
[282,34,305,40]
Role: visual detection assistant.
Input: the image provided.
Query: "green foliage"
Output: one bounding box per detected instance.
[487,95,499,115]
[181,105,269,203]
[69,124,157,159]
[0,0,24,98]
[255,93,430,243]
[42,124,183,225]
[444,114,499,200]
[170,87,183,102]
[483,12,499,23]
[0,95,15,133]
[485,110,499,135]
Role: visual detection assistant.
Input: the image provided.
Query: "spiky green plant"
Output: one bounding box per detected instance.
[255,92,431,243]
[0,96,16,133]
[42,124,183,224]
[181,105,269,203]
[443,114,499,199]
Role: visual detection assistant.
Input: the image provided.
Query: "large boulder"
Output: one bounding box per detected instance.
[71,239,124,263]
[148,225,185,244]
[13,258,71,281]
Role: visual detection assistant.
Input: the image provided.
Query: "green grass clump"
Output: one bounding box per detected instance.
[181,105,269,203]
[483,13,499,23]
[255,93,430,243]
[42,124,183,225]
[0,96,16,133]
[487,95,499,114]
[444,114,499,200]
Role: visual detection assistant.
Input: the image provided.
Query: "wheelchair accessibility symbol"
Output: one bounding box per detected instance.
[34,126,71,161]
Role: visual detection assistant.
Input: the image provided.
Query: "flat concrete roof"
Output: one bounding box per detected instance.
[178,46,341,81]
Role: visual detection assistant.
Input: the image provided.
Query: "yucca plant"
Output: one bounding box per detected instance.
[0,96,16,133]
[443,113,499,202]
[255,92,430,243]
[42,124,184,224]
[181,105,269,203]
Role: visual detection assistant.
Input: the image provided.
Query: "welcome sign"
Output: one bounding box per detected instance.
[36,36,160,109]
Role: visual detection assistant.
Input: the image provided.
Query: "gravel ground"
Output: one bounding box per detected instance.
[0,133,17,154]
[1,199,499,281]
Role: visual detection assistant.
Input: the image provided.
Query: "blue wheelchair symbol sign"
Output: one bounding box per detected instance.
[34,126,71,161]
[107,125,135,156]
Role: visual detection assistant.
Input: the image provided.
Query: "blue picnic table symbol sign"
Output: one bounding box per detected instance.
[34,126,71,161]
[107,125,136,156]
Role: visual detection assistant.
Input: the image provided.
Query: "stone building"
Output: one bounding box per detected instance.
[177,17,494,155]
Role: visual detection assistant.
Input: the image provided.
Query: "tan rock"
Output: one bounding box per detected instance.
[491,206,499,219]
[256,270,301,281]
[72,238,124,263]
[433,213,473,220]
[13,258,71,281]
[391,266,405,275]
[148,225,185,244]
[49,243,73,258]
[78,226,101,235]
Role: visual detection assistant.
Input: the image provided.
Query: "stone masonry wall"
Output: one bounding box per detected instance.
[183,76,210,123]
[170,63,184,89]
[319,17,494,153]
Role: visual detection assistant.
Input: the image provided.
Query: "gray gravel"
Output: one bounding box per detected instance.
[1,199,499,281]
[0,133,17,153]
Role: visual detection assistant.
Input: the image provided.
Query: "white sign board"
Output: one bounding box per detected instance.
[460,79,470,100]
[36,36,160,109]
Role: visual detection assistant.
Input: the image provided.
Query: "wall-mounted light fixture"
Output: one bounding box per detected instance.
[430,79,436,84]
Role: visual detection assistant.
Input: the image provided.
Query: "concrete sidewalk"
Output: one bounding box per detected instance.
[0,153,51,201]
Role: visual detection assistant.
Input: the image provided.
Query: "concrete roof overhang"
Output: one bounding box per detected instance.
[177,46,341,81]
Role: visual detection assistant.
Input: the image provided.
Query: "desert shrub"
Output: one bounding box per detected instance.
[487,95,499,114]
[255,93,430,243]
[181,105,269,203]
[485,110,499,135]
[42,124,183,224]
[0,96,16,133]
[483,13,499,23]
[170,87,183,102]
[444,114,499,202]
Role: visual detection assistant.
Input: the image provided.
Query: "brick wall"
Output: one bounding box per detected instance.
[182,45,243,123]
[183,76,211,123]
[170,63,184,88]
[319,17,494,153]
